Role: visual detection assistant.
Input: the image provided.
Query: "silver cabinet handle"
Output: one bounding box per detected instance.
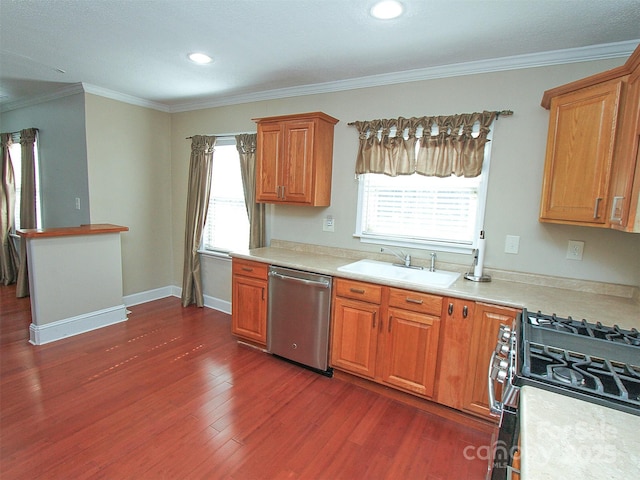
[463,305,468,318]
[350,287,365,294]
[610,195,624,223]
[593,197,602,219]
[372,311,377,329]
[405,297,423,305]
[448,303,454,315]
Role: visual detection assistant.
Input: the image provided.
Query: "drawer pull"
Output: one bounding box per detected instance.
[463,305,468,318]
[241,267,254,272]
[350,288,366,294]
[448,303,454,315]
[405,297,423,305]
[372,312,377,329]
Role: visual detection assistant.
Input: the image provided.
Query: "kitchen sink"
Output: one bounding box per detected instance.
[337,259,460,288]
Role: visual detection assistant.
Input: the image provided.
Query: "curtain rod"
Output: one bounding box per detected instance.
[185,131,255,140]
[347,110,513,126]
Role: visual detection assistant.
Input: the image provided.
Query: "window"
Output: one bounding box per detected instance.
[8,135,42,231]
[202,139,249,253]
[355,129,493,253]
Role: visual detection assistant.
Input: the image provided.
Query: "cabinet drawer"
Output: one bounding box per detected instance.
[388,287,443,315]
[232,259,268,280]
[335,278,382,304]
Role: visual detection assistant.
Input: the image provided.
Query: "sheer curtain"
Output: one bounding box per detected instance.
[1,133,17,285]
[16,128,38,298]
[181,135,216,307]
[352,111,497,177]
[235,133,266,249]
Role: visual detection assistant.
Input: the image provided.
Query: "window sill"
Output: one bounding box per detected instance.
[198,249,232,260]
[354,233,475,255]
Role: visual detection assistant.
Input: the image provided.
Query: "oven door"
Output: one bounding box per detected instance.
[488,405,520,480]
[487,323,521,479]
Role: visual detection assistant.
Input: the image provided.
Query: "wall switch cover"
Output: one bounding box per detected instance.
[323,215,334,232]
[504,235,520,254]
[566,240,584,260]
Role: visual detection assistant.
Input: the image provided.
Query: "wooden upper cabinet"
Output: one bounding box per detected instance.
[254,112,339,206]
[540,44,640,230]
[539,79,622,225]
[609,49,640,232]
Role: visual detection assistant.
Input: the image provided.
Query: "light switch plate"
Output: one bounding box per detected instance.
[323,215,334,232]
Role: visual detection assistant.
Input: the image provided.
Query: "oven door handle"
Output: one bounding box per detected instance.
[488,351,503,416]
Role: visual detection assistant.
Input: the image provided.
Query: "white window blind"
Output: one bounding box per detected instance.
[359,173,480,247]
[202,141,249,253]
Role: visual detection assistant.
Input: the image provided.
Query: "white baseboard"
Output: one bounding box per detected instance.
[203,294,231,314]
[29,305,128,345]
[124,285,231,314]
[123,286,175,306]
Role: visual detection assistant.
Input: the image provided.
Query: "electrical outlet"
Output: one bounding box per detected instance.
[504,235,520,254]
[75,197,81,210]
[323,215,334,232]
[566,240,584,260]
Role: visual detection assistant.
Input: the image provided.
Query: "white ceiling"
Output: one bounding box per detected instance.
[1,0,640,113]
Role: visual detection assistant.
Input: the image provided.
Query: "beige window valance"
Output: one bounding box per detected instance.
[350,110,511,178]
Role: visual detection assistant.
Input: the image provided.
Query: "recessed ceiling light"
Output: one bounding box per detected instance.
[370,0,403,20]
[188,52,213,64]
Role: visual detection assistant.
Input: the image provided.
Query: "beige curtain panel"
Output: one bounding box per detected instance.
[235,133,266,249]
[1,133,18,285]
[16,128,38,298]
[181,135,216,308]
[352,111,497,178]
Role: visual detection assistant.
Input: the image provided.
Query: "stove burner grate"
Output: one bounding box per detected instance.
[523,343,640,408]
[528,311,640,346]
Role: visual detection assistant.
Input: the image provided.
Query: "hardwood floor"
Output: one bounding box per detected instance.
[0,285,492,479]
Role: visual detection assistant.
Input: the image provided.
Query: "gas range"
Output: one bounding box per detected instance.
[516,310,640,416]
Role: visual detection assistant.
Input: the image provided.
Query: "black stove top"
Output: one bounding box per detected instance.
[516,309,640,416]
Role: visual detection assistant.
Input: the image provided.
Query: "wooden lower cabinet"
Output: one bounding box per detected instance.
[463,302,518,418]
[331,296,380,378]
[381,306,440,397]
[435,298,475,409]
[231,259,268,345]
[330,279,442,399]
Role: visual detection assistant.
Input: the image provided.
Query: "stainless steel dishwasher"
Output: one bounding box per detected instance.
[267,265,333,375]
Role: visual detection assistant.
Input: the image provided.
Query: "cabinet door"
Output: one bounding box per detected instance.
[231,274,268,345]
[610,62,640,232]
[256,122,283,202]
[435,298,474,409]
[381,307,441,398]
[282,120,315,203]
[464,303,518,418]
[330,297,380,379]
[540,80,622,225]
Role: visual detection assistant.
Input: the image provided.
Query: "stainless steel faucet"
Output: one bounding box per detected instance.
[429,252,437,272]
[380,247,423,269]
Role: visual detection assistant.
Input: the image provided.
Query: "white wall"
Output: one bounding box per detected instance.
[1,91,91,228]
[172,59,640,288]
[84,94,173,296]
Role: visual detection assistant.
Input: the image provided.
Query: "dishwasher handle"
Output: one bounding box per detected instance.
[269,270,331,288]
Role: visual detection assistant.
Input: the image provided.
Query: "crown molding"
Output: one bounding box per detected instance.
[81,84,171,112]
[2,40,638,115]
[0,83,85,113]
[169,39,640,113]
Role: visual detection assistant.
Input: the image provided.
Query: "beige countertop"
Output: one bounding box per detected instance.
[520,386,640,479]
[230,245,640,330]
